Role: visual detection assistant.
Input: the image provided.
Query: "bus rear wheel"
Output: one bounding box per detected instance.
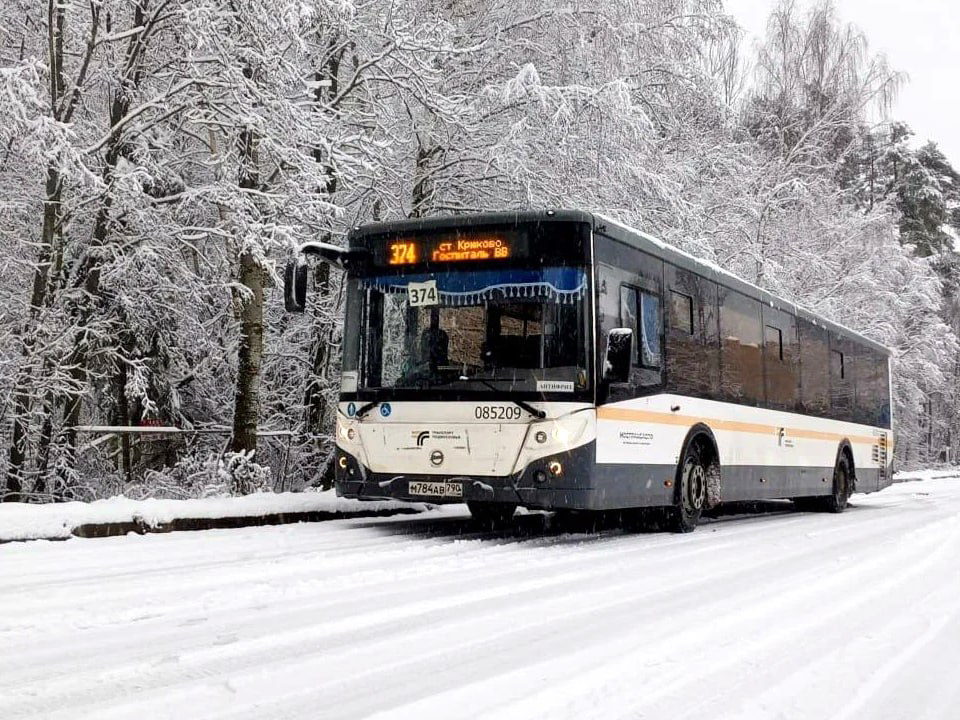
[795,453,851,513]
[819,454,851,513]
[467,501,517,526]
[667,444,707,533]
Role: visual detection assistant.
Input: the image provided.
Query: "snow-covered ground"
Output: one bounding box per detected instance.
[2,475,960,719]
[0,490,425,542]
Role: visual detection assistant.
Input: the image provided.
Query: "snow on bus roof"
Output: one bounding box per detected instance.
[345,209,891,356]
[592,212,892,357]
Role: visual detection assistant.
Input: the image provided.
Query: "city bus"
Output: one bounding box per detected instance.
[285,210,893,532]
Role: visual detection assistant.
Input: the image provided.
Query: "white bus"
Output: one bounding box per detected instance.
[286,210,893,532]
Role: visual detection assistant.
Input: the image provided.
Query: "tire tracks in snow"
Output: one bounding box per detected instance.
[1,481,959,720]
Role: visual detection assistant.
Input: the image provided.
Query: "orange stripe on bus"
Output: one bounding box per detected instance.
[596,407,885,447]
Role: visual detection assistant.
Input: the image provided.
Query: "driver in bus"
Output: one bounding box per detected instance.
[419,324,449,368]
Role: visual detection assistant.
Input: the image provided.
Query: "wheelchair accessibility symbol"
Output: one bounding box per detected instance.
[380,403,392,417]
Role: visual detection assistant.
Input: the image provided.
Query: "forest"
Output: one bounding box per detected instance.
[1,0,958,502]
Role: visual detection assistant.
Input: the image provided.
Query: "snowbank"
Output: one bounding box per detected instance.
[893,468,960,483]
[0,491,428,542]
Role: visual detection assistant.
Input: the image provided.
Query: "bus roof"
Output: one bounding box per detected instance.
[347,209,892,357]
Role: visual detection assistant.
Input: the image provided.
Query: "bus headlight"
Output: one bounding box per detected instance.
[528,417,586,449]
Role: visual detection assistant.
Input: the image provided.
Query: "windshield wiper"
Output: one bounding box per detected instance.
[354,400,381,419]
[456,377,546,419]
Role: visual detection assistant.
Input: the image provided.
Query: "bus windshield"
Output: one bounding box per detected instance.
[343,266,590,395]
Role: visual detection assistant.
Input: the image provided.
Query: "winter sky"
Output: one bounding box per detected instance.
[725,0,960,167]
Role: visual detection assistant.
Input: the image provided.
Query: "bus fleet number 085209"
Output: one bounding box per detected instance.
[475,405,523,420]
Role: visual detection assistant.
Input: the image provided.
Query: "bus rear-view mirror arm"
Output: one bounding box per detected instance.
[284,242,369,312]
[603,328,633,384]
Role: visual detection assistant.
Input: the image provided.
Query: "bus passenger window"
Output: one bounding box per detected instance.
[619,285,661,368]
[719,289,763,405]
[670,291,693,334]
[639,291,661,368]
[831,350,845,379]
[764,325,783,361]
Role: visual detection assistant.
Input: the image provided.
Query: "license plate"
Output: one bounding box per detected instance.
[408,481,463,498]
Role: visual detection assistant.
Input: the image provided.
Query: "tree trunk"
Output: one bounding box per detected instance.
[33,398,54,497]
[229,118,263,455]
[230,250,264,454]
[116,353,133,483]
[4,165,63,501]
[304,262,331,434]
[302,42,343,437]
[411,144,440,218]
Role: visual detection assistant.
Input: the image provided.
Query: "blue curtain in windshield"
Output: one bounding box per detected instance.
[359,268,586,305]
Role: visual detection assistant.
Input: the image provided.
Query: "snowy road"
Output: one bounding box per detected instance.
[2,476,960,720]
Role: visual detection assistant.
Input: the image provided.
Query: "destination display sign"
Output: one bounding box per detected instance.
[383,230,527,266]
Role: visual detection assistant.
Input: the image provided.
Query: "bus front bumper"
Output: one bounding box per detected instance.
[334,445,600,509]
[333,443,674,511]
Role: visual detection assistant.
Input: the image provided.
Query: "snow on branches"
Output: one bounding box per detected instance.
[0,0,956,500]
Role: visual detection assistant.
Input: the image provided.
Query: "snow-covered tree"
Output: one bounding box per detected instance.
[1,0,956,500]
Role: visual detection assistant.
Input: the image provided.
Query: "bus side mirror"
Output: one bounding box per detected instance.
[284,242,370,313]
[603,328,633,383]
[284,259,308,312]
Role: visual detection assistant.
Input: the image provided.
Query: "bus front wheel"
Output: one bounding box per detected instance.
[667,443,707,533]
[467,501,517,526]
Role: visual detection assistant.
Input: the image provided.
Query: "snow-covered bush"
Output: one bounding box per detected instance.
[219,451,273,497]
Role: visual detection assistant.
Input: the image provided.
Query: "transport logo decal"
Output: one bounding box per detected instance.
[619,430,653,446]
[416,431,430,446]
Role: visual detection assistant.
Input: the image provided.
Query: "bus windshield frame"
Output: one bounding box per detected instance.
[339,221,593,403]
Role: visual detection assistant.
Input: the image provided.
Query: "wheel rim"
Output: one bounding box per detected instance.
[835,462,848,503]
[682,459,706,514]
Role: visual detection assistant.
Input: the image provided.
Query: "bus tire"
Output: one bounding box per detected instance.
[467,501,517,526]
[819,452,852,513]
[667,442,707,533]
[795,452,852,513]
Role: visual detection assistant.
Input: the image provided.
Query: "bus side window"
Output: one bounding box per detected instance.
[761,305,799,411]
[620,285,661,369]
[798,317,830,415]
[638,290,662,368]
[664,264,719,400]
[831,349,845,379]
[670,291,694,334]
[764,325,783,361]
[829,337,855,421]
[596,244,664,395]
[719,289,763,405]
[849,344,886,427]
